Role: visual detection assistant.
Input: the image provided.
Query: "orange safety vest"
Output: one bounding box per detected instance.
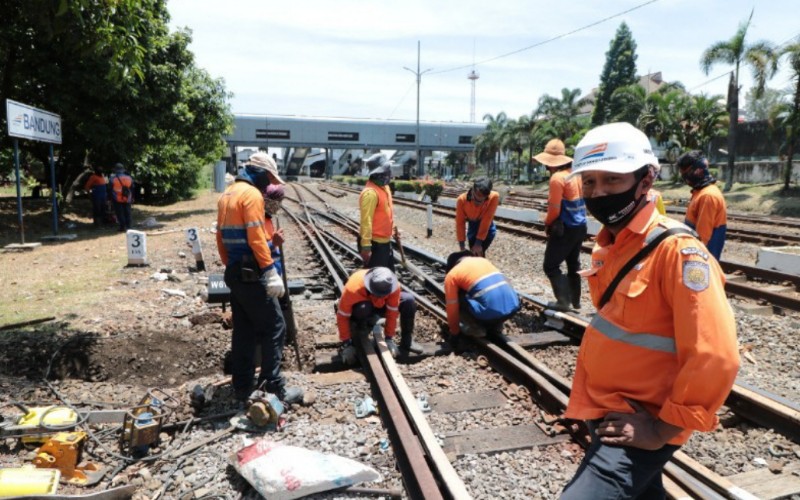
[566,202,739,445]
[110,174,133,203]
[336,269,400,342]
[455,191,499,243]
[215,181,274,271]
[359,181,394,245]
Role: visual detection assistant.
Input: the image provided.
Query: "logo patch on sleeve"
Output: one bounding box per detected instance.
[683,261,710,291]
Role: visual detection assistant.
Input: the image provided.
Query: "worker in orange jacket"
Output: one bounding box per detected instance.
[561,123,739,499]
[109,163,134,231]
[444,251,521,350]
[455,177,499,257]
[83,166,107,228]
[216,152,302,405]
[677,150,727,260]
[337,267,421,363]
[359,154,396,271]
[534,139,587,311]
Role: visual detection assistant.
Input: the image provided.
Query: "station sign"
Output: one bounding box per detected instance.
[6,99,62,144]
[256,129,290,139]
[395,133,415,143]
[328,131,359,141]
[458,135,474,145]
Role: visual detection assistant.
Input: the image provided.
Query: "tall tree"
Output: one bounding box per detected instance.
[771,41,800,190]
[591,22,638,126]
[745,87,786,121]
[0,0,232,201]
[700,9,777,191]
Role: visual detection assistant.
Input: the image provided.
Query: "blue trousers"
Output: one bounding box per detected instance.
[466,220,496,254]
[114,201,132,231]
[225,263,286,399]
[560,420,680,500]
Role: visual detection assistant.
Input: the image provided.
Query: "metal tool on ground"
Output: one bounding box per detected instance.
[276,216,302,369]
[31,431,104,486]
[3,405,79,446]
[246,390,286,429]
[394,226,407,268]
[0,466,60,497]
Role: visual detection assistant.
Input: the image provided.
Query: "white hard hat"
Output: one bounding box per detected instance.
[571,122,658,176]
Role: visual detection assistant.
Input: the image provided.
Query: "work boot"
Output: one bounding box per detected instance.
[385,337,399,357]
[568,273,582,310]
[547,275,572,312]
[278,387,304,405]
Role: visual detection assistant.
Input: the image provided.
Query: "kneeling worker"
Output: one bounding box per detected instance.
[338,267,422,363]
[444,251,521,349]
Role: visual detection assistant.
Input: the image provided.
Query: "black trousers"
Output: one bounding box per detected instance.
[357,239,395,272]
[114,201,132,231]
[225,263,286,399]
[543,224,587,278]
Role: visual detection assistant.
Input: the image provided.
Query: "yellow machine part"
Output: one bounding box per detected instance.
[17,407,78,446]
[31,432,103,486]
[0,466,60,497]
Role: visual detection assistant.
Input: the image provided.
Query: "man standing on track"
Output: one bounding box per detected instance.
[216,152,302,405]
[84,166,107,228]
[534,139,587,311]
[359,153,396,271]
[560,122,739,499]
[455,177,499,257]
[109,163,134,232]
[677,150,728,260]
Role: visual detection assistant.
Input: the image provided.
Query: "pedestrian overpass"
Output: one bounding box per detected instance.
[224,114,485,177]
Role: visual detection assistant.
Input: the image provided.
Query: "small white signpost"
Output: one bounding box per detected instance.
[185,227,206,271]
[6,99,63,243]
[126,230,148,266]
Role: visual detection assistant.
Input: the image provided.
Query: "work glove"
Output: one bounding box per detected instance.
[340,340,357,365]
[261,267,285,298]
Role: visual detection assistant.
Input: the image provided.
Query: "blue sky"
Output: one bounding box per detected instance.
[167,0,799,124]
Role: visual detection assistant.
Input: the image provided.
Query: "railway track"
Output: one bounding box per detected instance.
[334,183,800,313]
[282,181,800,499]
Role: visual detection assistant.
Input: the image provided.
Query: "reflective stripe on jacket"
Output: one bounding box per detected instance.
[546,169,586,227]
[110,174,133,203]
[215,181,274,271]
[684,183,727,260]
[337,269,400,341]
[456,191,500,243]
[359,181,394,248]
[566,202,739,445]
[444,257,520,334]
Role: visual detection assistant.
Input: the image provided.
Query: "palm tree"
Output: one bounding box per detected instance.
[477,112,508,178]
[700,9,778,191]
[772,41,800,190]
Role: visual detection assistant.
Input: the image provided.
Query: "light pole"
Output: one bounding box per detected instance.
[404,40,431,177]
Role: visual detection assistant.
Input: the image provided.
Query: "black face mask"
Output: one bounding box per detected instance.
[584,180,644,226]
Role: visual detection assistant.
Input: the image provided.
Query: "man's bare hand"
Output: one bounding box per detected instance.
[596,399,681,450]
[272,228,285,247]
[470,242,484,257]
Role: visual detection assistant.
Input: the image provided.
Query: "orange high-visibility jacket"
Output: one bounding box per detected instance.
[566,202,739,445]
[545,170,586,227]
[110,174,133,203]
[685,183,727,259]
[455,191,499,243]
[336,269,400,342]
[84,173,107,192]
[444,256,520,335]
[215,181,274,271]
[359,181,394,249]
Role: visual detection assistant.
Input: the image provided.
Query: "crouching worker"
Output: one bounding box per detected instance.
[337,267,422,364]
[444,251,521,351]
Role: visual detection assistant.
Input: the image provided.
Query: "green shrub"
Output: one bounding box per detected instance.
[392,180,416,193]
[422,181,444,203]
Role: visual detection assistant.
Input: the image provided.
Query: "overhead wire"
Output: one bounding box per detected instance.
[428,0,661,76]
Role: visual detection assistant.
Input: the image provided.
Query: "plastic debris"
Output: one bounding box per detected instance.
[354,397,377,419]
